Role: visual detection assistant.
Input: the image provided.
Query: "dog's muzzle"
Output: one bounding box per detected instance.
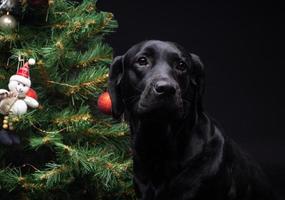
[153,80,176,97]
[137,79,183,117]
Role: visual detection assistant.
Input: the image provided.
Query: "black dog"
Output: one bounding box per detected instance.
[108,40,276,200]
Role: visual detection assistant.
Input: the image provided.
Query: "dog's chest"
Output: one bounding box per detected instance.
[132,122,189,199]
[135,166,185,200]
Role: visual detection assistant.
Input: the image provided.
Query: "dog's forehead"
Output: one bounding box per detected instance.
[126,40,188,57]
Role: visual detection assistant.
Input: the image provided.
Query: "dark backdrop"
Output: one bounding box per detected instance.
[98,0,285,197]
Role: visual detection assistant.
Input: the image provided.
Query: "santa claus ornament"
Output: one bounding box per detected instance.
[0,58,39,145]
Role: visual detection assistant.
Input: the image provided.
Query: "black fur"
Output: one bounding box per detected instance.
[108,40,277,200]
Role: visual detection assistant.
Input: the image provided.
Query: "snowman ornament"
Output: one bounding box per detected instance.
[0,58,39,145]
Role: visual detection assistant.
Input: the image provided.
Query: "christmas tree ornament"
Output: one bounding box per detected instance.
[0,12,17,31]
[2,122,8,129]
[97,91,112,115]
[0,58,39,145]
[0,58,39,115]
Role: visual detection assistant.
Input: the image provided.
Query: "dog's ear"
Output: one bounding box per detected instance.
[190,53,205,111]
[108,56,125,119]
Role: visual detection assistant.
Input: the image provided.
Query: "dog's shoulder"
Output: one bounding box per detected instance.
[194,115,277,199]
[215,131,277,199]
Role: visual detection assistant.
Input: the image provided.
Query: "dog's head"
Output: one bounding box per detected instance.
[109,40,205,120]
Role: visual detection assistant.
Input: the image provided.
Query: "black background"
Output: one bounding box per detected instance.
[98,0,285,197]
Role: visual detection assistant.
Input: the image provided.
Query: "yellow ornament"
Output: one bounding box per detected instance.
[3,124,8,129]
[12,117,19,122]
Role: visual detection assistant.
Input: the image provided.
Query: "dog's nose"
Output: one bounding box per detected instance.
[154,81,176,96]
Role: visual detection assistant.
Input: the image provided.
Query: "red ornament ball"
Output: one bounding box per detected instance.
[26,88,38,100]
[97,92,112,115]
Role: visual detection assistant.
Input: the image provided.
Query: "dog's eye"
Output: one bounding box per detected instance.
[137,57,149,66]
[176,61,187,71]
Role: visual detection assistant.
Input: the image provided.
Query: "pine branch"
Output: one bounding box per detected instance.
[30,132,63,150]
[0,168,21,191]
[71,43,113,69]
[52,106,93,132]
[0,32,19,43]
[47,69,109,99]
[0,0,133,198]
[34,163,72,189]
[35,60,52,88]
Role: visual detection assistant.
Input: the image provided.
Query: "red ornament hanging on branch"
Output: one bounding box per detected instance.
[97,91,112,115]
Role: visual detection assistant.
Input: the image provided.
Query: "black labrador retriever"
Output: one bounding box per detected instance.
[108,40,277,200]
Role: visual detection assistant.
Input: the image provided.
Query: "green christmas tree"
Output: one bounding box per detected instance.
[0,0,134,199]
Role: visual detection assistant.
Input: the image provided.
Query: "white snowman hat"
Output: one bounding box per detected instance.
[9,58,35,87]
